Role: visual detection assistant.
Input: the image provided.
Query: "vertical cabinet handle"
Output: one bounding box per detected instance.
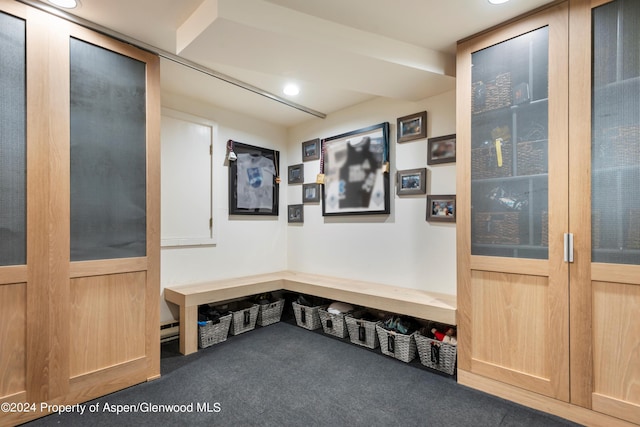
[564,233,574,263]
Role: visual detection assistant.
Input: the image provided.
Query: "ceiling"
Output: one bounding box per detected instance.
[38,0,553,127]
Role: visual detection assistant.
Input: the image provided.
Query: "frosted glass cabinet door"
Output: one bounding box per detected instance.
[69,38,147,261]
[592,0,640,265]
[457,2,570,402]
[0,11,26,266]
[470,27,549,260]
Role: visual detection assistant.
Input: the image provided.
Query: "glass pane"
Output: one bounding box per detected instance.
[70,38,147,261]
[592,0,640,265]
[470,27,549,259]
[0,12,26,266]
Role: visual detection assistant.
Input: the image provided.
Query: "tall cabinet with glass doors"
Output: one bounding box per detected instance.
[457,0,640,425]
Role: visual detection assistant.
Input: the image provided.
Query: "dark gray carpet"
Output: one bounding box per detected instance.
[24,321,582,426]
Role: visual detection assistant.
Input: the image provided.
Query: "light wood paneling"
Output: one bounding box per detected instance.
[593,282,640,410]
[0,283,26,398]
[568,0,595,409]
[69,258,147,279]
[0,266,26,286]
[459,370,639,427]
[471,271,549,378]
[70,272,146,377]
[145,49,162,380]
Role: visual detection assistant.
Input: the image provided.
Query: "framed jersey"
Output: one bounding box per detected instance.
[229,141,280,215]
[321,122,390,216]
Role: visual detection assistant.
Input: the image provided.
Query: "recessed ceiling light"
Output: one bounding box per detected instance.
[283,84,300,96]
[48,0,79,9]
[488,0,510,4]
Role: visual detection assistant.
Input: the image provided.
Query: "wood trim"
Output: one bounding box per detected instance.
[470,359,553,397]
[456,31,473,373]
[69,258,148,278]
[545,1,571,403]
[46,11,73,400]
[458,370,639,427]
[0,391,27,406]
[591,0,613,7]
[470,256,548,276]
[25,5,56,404]
[568,0,594,409]
[593,393,640,426]
[145,43,162,382]
[69,357,147,386]
[592,263,640,285]
[457,0,567,46]
[0,266,27,286]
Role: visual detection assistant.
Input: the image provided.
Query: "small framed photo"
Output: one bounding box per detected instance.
[396,168,426,196]
[427,195,456,223]
[427,134,456,165]
[397,111,427,143]
[302,138,320,161]
[288,164,304,184]
[288,204,304,223]
[303,183,321,203]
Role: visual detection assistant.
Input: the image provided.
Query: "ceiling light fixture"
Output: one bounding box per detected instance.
[48,0,79,9]
[488,0,510,4]
[283,83,300,96]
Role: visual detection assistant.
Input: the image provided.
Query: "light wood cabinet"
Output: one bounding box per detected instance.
[0,1,160,425]
[457,0,640,425]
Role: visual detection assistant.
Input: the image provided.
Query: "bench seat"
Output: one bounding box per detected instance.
[164,270,457,355]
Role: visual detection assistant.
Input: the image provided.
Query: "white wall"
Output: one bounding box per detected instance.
[160,92,289,321]
[159,89,457,322]
[285,90,457,296]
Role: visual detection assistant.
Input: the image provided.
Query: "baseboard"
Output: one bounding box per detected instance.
[457,370,638,427]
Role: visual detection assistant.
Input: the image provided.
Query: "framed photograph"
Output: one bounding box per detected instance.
[288,164,304,184]
[397,168,426,196]
[228,142,279,216]
[322,122,390,216]
[427,134,456,165]
[303,183,321,203]
[427,195,456,223]
[397,111,427,143]
[287,204,304,223]
[302,138,320,161]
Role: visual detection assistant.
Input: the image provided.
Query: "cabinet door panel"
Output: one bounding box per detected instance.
[571,0,640,420]
[457,2,569,402]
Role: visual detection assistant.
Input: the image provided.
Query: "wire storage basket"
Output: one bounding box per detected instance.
[375,325,417,363]
[415,332,457,375]
[345,315,380,349]
[256,298,285,327]
[292,300,326,331]
[198,314,232,349]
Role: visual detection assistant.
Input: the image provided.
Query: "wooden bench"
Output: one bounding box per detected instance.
[164,270,457,355]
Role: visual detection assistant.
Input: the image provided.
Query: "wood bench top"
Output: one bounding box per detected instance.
[164,270,456,325]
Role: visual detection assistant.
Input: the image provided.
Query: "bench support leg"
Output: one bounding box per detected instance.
[180,305,198,355]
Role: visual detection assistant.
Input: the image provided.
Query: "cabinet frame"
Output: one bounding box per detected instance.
[457,0,570,402]
[0,1,160,425]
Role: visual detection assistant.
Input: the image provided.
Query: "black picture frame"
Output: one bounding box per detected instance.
[397,111,427,143]
[397,168,426,196]
[302,138,320,161]
[288,164,304,184]
[427,195,456,222]
[303,183,321,203]
[228,141,279,216]
[288,204,304,223]
[427,134,456,165]
[322,122,390,216]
